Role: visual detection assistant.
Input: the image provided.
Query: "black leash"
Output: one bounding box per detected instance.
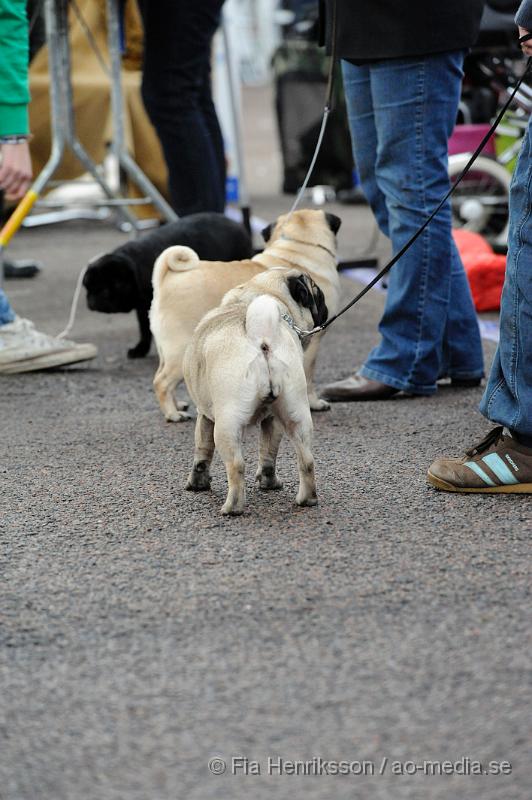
[297,44,532,339]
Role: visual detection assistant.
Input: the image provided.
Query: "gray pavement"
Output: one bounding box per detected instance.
[1,85,531,800]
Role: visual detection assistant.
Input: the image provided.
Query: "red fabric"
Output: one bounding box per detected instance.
[452,229,506,312]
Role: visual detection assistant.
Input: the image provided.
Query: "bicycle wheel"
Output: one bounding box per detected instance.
[448,153,511,245]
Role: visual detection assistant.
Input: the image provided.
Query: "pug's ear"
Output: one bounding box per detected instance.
[288,274,328,327]
[287,274,311,308]
[325,212,342,235]
[261,223,273,243]
[312,283,329,327]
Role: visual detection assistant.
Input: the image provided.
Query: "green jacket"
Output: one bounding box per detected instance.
[0,0,30,137]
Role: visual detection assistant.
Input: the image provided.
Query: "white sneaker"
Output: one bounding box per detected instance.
[0,317,97,373]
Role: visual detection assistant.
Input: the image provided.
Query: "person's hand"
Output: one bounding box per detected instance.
[0,141,33,200]
[518,26,532,57]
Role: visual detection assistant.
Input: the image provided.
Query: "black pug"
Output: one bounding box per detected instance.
[83,212,253,358]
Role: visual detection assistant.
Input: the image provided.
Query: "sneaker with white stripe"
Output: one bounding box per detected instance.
[0,317,97,374]
[427,426,532,493]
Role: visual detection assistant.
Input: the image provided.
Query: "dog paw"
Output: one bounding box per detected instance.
[185,476,211,492]
[295,492,318,507]
[176,400,189,411]
[255,468,283,490]
[165,411,192,423]
[309,397,330,412]
[220,502,245,516]
[185,461,211,491]
[127,343,150,359]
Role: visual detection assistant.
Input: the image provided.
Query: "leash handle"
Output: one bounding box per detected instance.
[311,56,532,337]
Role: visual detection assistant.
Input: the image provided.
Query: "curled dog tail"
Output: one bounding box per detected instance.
[246,296,283,401]
[246,295,280,352]
[152,245,200,291]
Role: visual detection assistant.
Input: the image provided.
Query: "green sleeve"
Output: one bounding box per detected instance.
[0,0,30,137]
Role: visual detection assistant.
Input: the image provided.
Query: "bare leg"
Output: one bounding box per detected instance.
[186,415,215,491]
[214,419,246,515]
[304,334,330,412]
[255,416,284,490]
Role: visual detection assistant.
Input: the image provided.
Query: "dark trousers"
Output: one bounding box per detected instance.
[137,0,226,216]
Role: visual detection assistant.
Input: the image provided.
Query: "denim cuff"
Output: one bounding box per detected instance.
[358,365,437,396]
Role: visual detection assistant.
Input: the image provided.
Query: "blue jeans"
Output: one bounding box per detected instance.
[0,288,15,325]
[480,115,532,437]
[342,53,484,394]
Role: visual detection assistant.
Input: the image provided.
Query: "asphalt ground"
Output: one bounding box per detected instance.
[1,88,531,800]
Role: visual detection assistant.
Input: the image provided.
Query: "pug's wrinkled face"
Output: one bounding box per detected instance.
[83,254,138,313]
[287,273,328,328]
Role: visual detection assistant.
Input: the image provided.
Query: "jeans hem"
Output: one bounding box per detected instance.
[440,369,485,380]
[479,384,518,432]
[359,365,436,396]
[479,404,513,432]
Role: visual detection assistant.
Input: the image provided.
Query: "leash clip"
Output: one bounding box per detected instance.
[294,323,324,340]
[281,312,301,335]
[281,312,318,339]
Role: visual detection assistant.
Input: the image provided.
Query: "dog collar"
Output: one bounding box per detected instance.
[278,234,336,261]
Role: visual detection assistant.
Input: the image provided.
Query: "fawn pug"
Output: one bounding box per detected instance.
[183,268,328,515]
[149,209,341,421]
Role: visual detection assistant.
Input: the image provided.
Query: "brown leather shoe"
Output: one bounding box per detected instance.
[320,374,400,402]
